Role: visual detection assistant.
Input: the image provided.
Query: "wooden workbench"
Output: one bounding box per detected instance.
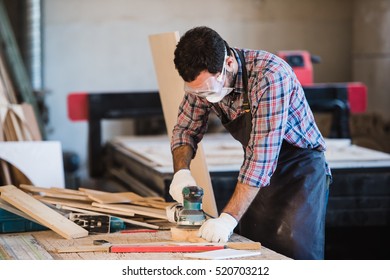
[0,229,290,260]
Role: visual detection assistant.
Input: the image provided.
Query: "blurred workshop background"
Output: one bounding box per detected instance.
[1,0,389,260]
[3,0,388,185]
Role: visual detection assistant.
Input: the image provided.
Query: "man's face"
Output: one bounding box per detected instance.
[184,56,233,103]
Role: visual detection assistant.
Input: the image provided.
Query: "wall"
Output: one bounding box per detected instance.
[43,0,356,185]
[353,0,390,120]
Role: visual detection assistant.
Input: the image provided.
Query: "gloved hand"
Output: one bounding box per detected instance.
[198,213,238,243]
[169,169,197,204]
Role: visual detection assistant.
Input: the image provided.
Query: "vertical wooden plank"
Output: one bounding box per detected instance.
[0,50,16,104]
[148,32,218,218]
[0,160,12,184]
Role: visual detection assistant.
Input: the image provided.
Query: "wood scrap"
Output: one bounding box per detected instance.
[20,184,87,196]
[79,187,168,208]
[128,198,175,210]
[92,202,167,220]
[0,159,12,184]
[20,184,92,202]
[8,109,24,140]
[0,197,41,223]
[47,187,86,196]
[21,185,173,230]
[37,191,92,202]
[0,105,41,142]
[35,196,135,217]
[0,185,88,239]
[81,189,145,204]
[19,103,42,141]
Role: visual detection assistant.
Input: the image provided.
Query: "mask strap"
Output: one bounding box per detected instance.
[216,48,228,82]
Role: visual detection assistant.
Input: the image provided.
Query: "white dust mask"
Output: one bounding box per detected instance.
[205,87,234,103]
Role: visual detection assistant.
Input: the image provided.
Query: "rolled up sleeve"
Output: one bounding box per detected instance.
[171,93,210,155]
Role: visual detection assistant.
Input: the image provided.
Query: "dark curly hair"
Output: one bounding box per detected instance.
[174,26,230,82]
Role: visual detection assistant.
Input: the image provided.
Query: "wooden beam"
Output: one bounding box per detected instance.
[148,32,218,218]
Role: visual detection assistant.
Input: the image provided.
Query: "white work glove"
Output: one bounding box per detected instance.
[169,169,197,204]
[198,213,238,243]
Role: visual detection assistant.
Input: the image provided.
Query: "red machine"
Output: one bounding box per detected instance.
[277,50,367,114]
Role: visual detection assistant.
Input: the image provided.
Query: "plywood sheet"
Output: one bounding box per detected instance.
[0,141,65,188]
[149,32,218,217]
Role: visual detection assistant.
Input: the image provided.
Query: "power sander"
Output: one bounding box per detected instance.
[166,186,206,227]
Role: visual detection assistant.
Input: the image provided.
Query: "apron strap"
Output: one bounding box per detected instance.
[237,50,250,112]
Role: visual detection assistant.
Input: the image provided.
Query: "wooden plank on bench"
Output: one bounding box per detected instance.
[0,185,88,239]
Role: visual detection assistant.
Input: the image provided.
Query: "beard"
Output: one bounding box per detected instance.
[225,69,236,88]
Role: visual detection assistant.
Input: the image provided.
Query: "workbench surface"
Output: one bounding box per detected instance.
[0,230,290,260]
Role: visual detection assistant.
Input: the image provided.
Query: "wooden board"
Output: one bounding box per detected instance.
[20,184,92,202]
[79,187,171,209]
[128,200,175,210]
[92,202,167,220]
[0,197,40,223]
[20,103,42,141]
[80,188,147,204]
[149,32,218,218]
[35,196,135,217]
[83,189,142,203]
[20,185,87,196]
[0,185,88,239]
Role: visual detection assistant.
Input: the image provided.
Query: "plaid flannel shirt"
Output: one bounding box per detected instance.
[171,48,330,187]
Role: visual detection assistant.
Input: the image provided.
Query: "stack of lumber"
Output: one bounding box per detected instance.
[0,185,88,239]
[0,47,42,143]
[0,38,42,187]
[0,2,44,187]
[1,184,173,234]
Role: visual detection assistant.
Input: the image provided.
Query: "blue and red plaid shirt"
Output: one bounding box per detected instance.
[171,48,330,187]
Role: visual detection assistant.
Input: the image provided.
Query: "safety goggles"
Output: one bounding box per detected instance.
[184,52,233,98]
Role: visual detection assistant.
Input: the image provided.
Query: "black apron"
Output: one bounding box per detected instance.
[213,50,330,260]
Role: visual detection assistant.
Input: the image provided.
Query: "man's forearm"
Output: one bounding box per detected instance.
[222,181,260,221]
[172,145,194,173]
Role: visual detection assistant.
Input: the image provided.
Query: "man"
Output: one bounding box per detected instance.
[169,26,331,260]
